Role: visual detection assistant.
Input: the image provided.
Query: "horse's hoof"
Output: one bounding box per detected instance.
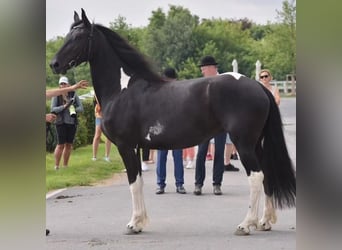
[257,223,272,231]
[125,226,142,235]
[234,228,250,236]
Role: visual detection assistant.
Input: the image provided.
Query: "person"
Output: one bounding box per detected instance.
[205,143,214,161]
[224,134,239,171]
[207,136,239,171]
[183,146,196,169]
[46,79,88,236]
[50,76,84,170]
[194,56,238,196]
[155,67,186,194]
[141,148,151,171]
[259,69,280,106]
[148,149,156,163]
[230,144,239,160]
[46,79,88,122]
[92,95,112,162]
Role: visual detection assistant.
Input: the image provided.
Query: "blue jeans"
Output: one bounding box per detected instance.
[195,133,226,187]
[156,149,184,188]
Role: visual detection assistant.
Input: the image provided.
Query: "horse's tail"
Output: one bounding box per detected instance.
[261,86,296,209]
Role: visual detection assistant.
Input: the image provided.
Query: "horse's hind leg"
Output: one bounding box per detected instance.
[234,144,264,236]
[254,142,277,231]
[258,195,277,231]
[117,146,148,234]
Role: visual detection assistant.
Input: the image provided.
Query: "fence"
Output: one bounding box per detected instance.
[271,80,296,94]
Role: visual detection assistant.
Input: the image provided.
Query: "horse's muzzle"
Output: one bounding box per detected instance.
[50,58,68,75]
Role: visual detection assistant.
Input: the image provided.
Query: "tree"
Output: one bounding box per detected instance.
[144,5,199,72]
[109,16,146,51]
[258,0,296,80]
[276,0,296,76]
[194,18,257,77]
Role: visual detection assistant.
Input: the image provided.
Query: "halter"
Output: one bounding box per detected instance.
[69,23,94,82]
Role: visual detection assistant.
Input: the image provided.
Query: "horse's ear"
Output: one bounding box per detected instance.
[74,11,80,23]
[81,8,91,27]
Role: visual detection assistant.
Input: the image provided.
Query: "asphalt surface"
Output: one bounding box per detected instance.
[46,98,296,250]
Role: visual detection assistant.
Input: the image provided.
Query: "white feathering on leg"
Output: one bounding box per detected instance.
[127,174,148,232]
[235,171,264,235]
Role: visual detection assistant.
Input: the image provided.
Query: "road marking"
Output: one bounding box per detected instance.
[46,188,66,199]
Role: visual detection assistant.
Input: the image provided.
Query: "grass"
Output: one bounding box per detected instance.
[46,140,125,193]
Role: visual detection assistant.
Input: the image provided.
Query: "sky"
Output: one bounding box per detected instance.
[46,0,284,40]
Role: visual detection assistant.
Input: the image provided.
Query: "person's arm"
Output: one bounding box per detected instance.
[46,80,88,99]
[74,94,84,113]
[274,87,281,106]
[50,96,65,114]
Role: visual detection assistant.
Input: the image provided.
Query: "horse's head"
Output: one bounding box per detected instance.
[50,9,93,74]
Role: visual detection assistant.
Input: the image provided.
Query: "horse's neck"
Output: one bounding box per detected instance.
[90,44,122,106]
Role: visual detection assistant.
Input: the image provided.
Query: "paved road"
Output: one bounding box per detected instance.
[46,98,296,250]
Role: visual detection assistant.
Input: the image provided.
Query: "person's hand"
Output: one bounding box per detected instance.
[46,113,57,123]
[72,80,88,90]
[64,98,74,109]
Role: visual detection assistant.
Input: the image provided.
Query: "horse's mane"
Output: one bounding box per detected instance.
[94,24,165,83]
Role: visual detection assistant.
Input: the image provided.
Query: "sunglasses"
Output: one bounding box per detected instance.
[59,82,68,85]
[259,75,269,79]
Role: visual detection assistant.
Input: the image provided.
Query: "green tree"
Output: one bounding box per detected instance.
[194,18,257,77]
[258,0,296,80]
[109,16,146,51]
[144,5,199,71]
[276,0,296,76]
[46,37,64,87]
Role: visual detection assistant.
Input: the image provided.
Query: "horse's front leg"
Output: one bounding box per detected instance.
[118,146,148,234]
[235,171,264,235]
[257,195,277,231]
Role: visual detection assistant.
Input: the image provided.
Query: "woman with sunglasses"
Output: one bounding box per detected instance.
[259,69,280,106]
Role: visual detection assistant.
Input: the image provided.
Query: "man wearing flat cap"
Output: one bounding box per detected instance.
[194,55,239,196]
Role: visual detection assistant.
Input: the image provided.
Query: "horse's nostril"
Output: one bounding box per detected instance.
[53,62,59,69]
[50,59,59,70]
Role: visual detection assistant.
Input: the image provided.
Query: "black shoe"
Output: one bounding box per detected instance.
[176,185,186,194]
[231,153,239,160]
[213,185,222,195]
[193,185,202,195]
[155,187,165,194]
[224,163,239,171]
[46,229,50,236]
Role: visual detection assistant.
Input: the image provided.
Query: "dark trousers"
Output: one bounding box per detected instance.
[156,149,184,188]
[195,133,226,187]
[142,147,150,161]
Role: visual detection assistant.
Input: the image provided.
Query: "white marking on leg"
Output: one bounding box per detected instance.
[258,195,277,231]
[127,174,148,232]
[236,171,264,235]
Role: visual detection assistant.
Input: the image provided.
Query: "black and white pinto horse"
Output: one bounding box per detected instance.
[50,9,296,236]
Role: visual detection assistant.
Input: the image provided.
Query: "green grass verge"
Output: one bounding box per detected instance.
[46,141,124,193]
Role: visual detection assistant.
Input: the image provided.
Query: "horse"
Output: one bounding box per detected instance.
[50,9,296,236]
